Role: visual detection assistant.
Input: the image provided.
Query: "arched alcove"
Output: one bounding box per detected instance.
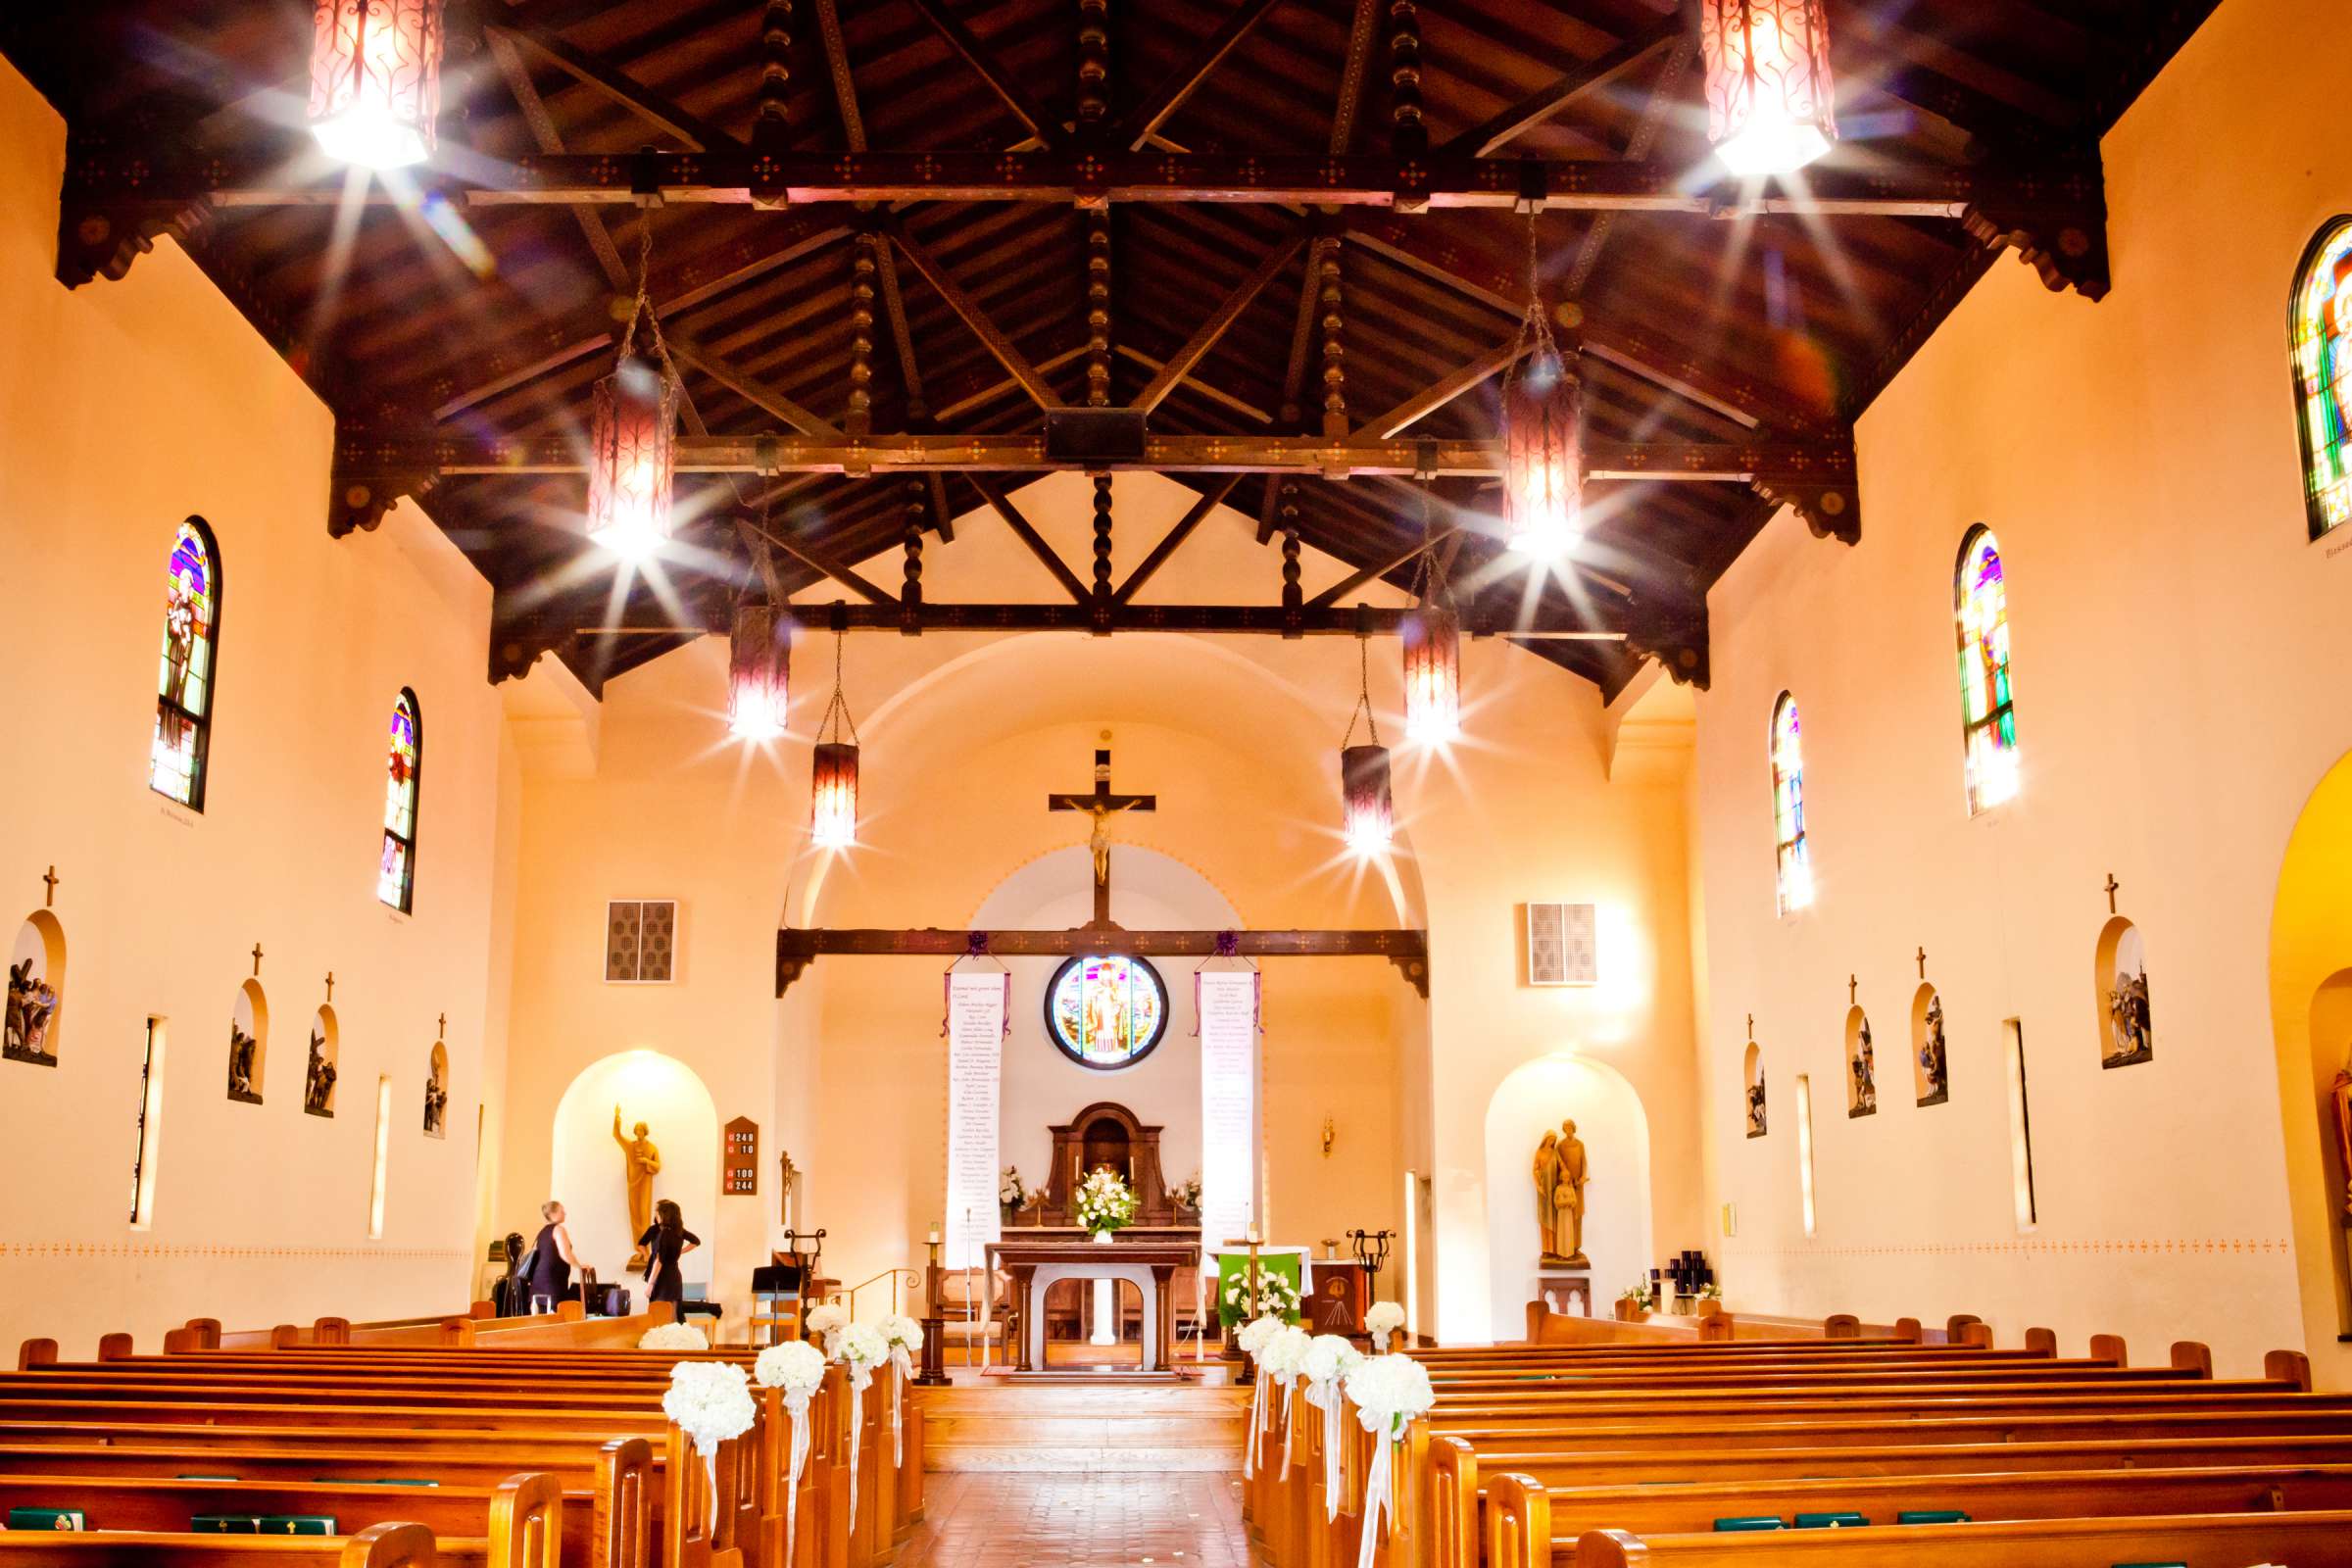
[305,1005,339,1118]
[2270,744,2352,1361]
[550,1050,720,1292]
[423,1040,449,1139]
[1742,1040,1766,1137]
[227,978,267,1103]
[1482,1054,1652,1341]
[5,911,66,1065]
[1843,1005,1877,1116]
[2095,916,2154,1067]
[1912,983,1950,1105]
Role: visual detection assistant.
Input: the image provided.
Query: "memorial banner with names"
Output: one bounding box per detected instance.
[1198,968,1260,1261]
[944,970,1009,1269]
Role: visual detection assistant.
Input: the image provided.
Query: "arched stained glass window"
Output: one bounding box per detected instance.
[151,518,221,808]
[2292,218,2352,538]
[1955,525,2019,814]
[1769,692,1812,913]
[378,690,421,911]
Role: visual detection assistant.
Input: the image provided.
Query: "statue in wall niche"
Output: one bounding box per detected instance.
[422,1071,447,1137]
[226,1022,259,1102]
[304,1029,336,1115]
[1540,1119,1589,1267]
[2105,967,2153,1066]
[1918,997,1950,1104]
[1850,1018,1877,1114]
[5,958,57,1063]
[615,1106,662,1267]
[1745,1078,1767,1138]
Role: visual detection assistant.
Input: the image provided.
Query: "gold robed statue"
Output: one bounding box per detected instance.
[1535,1119,1590,1267]
[614,1105,662,1268]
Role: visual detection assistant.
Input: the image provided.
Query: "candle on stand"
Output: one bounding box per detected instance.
[1247,1224,1261,1246]
[927,1222,942,1245]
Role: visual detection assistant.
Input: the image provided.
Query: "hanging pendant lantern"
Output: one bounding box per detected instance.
[1400,603,1460,745]
[809,619,861,849]
[308,0,447,169]
[1699,0,1838,176]
[727,602,790,741]
[1339,629,1393,856]
[1503,217,1583,557]
[587,356,681,560]
[809,742,860,849]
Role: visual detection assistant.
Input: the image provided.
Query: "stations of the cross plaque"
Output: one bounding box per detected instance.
[1048,745,1155,925]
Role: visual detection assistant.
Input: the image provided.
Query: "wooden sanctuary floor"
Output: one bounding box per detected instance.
[895,1472,1248,1568]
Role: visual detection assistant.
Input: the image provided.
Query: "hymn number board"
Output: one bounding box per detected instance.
[724,1116,759,1196]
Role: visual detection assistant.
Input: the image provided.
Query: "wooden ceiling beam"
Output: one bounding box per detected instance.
[485,23,745,152]
[932,345,1090,422]
[972,477,1093,605]
[1436,14,1683,160]
[1134,233,1304,414]
[666,333,846,439]
[1300,524,1456,611]
[593,598,1626,640]
[1563,34,1694,299]
[738,516,899,605]
[1120,0,1293,151]
[482,27,631,293]
[888,226,1067,411]
[1116,346,1273,425]
[1356,336,1529,439]
[901,0,1060,148]
[1113,476,1242,605]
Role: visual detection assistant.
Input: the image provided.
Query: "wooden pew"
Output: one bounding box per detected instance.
[1558,1506,2352,1567]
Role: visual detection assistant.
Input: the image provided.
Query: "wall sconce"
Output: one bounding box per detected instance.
[1320,1116,1336,1158]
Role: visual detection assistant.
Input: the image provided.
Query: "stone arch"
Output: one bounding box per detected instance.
[5,910,67,1065]
[305,1004,339,1118]
[1912,982,1950,1105]
[2094,915,2154,1067]
[1482,1054,1652,1342]
[551,1049,720,1293]
[1843,1004,1877,1116]
[227,978,267,1103]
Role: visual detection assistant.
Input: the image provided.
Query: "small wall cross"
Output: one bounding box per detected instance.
[1847,974,1858,1005]
[1744,1012,1755,1039]
[40,866,58,908]
[436,1012,447,1039]
[323,971,334,1002]
[1916,947,1928,979]
[251,943,264,977]
[2104,872,2120,914]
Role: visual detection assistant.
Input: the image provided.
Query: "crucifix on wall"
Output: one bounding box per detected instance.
[1048,744,1156,925]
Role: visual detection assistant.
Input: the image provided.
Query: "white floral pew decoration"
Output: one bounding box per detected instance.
[754,1339,827,1565]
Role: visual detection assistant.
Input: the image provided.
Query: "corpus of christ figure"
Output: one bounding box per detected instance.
[1047,744,1155,924]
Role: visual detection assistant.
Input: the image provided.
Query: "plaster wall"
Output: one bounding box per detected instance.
[0,57,516,1354]
[1690,0,2352,1380]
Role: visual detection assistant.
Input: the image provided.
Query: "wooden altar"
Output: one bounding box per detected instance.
[1036,1101,1181,1225]
[988,1238,1199,1374]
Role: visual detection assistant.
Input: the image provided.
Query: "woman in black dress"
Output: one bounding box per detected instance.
[638,1198,701,1311]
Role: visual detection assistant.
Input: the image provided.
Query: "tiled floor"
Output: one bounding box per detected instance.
[896,1471,1250,1567]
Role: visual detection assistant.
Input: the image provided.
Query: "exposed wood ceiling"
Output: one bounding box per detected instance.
[1,0,2217,698]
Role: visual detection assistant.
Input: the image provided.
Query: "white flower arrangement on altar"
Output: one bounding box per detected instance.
[1341,1352,1437,1568]
[754,1340,828,1568]
[639,1321,710,1350]
[1173,1172,1202,1211]
[1364,1301,1405,1341]
[1074,1167,1137,1236]
[1619,1280,1656,1311]
[1000,1165,1027,1210]
[1221,1262,1301,1324]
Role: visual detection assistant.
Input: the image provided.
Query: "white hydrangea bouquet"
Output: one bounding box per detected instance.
[1000,1165,1027,1211]
[1299,1333,1365,1516]
[753,1340,828,1563]
[1234,1315,1300,1480]
[806,1301,849,1356]
[879,1314,922,1464]
[662,1360,758,1513]
[1257,1325,1312,1480]
[639,1321,709,1350]
[1220,1260,1301,1325]
[1074,1167,1137,1238]
[1343,1353,1436,1568]
[833,1321,889,1518]
[1364,1300,1405,1346]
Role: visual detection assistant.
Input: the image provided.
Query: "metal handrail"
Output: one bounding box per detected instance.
[843,1266,922,1319]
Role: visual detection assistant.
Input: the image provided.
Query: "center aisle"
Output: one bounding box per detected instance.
[896,1473,1248,1568]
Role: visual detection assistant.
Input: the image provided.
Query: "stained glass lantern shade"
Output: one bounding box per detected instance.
[809,743,860,849]
[1503,346,1583,555]
[1046,955,1171,1069]
[1699,0,1838,176]
[1955,528,2019,813]
[1341,743,1394,856]
[2292,220,2352,537]
[728,604,790,741]
[1400,603,1461,744]
[587,357,681,559]
[308,0,445,170]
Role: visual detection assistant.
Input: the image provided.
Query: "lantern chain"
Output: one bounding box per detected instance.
[616,223,685,389]
[816,624,859,747]
[1342,630,1382,750]
[1507,207,1563,398]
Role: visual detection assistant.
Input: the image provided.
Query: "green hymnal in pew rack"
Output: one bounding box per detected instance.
[261,1516,337,1536]
[1794,1512,1871,1529]
[1712,1517,1786,1532]
[6,1508,85,1531]
[193,1516,264,1535]
[1897,1510,1970,1525]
